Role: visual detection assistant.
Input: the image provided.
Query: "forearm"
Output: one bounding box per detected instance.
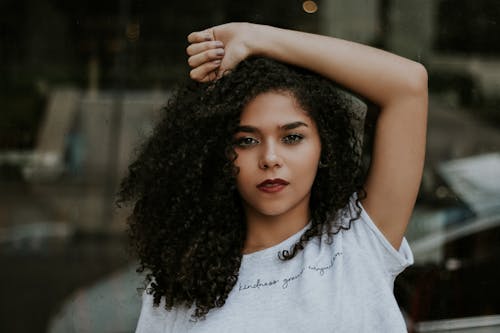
[247,24,427,108]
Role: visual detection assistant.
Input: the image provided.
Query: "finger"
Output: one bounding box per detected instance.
[189,60,222,82]
[187,48,225,68]
[187,29,215,43]
[200,71,218,83]
[186,40,224,56]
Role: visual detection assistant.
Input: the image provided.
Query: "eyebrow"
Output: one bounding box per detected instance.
[236,121,309,133]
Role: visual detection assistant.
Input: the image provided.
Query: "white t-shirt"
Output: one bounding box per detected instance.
[135,194,414,332]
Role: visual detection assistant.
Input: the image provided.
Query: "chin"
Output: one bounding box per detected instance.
[251,203,294,217]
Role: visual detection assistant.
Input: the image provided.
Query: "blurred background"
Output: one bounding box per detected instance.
[1,0,500,332]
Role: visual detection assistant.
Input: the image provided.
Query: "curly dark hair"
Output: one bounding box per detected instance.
[117,57,368,320]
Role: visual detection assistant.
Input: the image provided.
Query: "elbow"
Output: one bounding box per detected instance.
[407,62,428,98]
[383,62,428,111]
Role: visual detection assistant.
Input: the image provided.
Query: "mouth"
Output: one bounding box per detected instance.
[257,178,290,193]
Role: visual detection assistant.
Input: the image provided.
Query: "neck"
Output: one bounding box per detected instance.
[242,200,311,255]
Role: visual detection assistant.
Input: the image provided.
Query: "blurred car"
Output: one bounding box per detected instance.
[396,153,500,332]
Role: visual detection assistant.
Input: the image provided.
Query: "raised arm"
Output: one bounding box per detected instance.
[187,23,428,250]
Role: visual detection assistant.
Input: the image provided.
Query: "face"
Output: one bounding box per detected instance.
[233,91,322,219]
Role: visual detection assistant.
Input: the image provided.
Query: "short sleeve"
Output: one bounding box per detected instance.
[346,192,414,278]
[135,287,167,333]
[135,284,195,333]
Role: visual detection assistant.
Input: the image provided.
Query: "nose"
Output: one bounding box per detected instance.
[259,142,283,169]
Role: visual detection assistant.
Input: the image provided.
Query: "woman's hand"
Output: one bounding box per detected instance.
[186,22,256,82]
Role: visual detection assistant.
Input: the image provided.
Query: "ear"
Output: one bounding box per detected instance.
[318,159,328,169]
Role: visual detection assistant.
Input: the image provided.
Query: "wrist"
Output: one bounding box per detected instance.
[243,23,272,58]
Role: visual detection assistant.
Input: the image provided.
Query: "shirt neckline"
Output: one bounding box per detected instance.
[241,221,312,262]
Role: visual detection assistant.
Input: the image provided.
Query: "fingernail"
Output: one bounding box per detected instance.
[215,41,224,47]
[213,60,221,65]
[204,34,212,41]
[216,48,225,56]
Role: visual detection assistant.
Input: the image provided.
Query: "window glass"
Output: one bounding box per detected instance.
[1,1,499,332]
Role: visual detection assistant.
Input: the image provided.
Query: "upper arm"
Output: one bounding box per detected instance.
[360,65,428,250]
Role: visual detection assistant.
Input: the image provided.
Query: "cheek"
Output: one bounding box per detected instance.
[234,150,252,170]
[295,147,321,187]
[294,141,321,170]
[234,152,254,184]
[292,156,320,185]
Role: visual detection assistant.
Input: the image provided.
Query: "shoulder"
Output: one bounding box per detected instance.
[334,192,414,276]
[136,287,195,333]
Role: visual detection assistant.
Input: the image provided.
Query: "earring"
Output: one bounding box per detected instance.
[318,160,328,168]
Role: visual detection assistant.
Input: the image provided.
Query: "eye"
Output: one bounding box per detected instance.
[235,137,259,148]
[282,134,304,144]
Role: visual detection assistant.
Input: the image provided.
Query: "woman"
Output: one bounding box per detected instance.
[120,22,428,332]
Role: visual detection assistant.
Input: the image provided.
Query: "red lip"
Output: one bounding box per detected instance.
[257,178,290,187]
[257,178,289,193]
